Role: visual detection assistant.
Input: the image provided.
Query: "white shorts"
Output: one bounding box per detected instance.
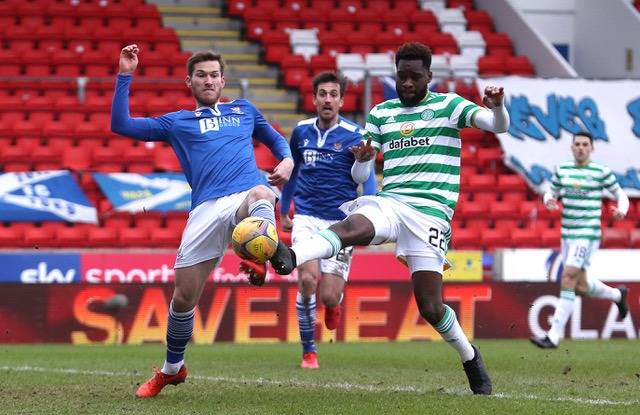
[292,214,353,279]
[340,195,449,274]
[175,190,251,269]
[561,239,599,270]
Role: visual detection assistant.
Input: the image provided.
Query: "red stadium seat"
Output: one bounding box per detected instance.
[87,227,119,247]
[24,225,59,248]
[511,227,542,247]
[0,226,26,248]
[478,56,507,76]
[485,33,514,57]
[507,56,535,76]
[601,228,630,248]
[540,228,560,247]
[119,227,151,247]
[451,227,480,249]
[150,227,181,248]
[481,228,510,249]
[630,229,640,248]
[56,226,89,247]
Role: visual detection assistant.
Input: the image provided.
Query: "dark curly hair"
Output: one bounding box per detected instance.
[395,42,432,70]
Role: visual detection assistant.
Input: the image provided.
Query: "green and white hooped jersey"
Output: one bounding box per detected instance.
[551,161,620,240]
[364,92,482,223]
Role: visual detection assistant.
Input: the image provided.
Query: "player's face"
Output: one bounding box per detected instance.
[186,60,226,106]
[313,81,343,125]
[395,59,431,106]
[571,135,593,164]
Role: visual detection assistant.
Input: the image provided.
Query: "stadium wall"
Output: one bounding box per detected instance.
[476,0,578,77]
[574,0,640,79]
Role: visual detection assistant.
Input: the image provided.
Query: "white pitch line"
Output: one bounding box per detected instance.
[2,365,638,407]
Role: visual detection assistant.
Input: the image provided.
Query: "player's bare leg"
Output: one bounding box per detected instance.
[319,273,345,330]
[136,258,216,398]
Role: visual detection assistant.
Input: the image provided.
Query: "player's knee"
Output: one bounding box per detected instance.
[299,273,317,293]
[171,290,198,311]
[331,215,374,245]
[249,185,275,203]
[416,300,445,326]
[320,291,341,308]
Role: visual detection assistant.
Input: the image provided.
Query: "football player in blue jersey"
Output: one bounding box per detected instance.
[279,72,376,369]
[111,44,293,398]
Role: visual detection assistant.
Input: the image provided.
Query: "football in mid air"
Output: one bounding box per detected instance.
[231,216,279,263]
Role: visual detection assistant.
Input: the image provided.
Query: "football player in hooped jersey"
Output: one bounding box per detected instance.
[258,42,511,394]
[111,44,293,398]
[530,132,629,350]
[279,72,376,369]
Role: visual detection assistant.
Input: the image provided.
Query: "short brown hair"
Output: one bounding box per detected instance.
[312,71,347,97]
[186,50,225,76]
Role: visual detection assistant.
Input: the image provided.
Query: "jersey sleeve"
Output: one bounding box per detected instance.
[364,106,383,151]
[110,74,172,142]
[549,166,562,197]
[447,94,482,129]
[279,129,301,215]
[250,103,292,160]
[601,166,620,193]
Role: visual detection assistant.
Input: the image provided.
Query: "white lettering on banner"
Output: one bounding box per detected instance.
[20,262,75,283]
[528,295,637,340]
[85,265,174,283]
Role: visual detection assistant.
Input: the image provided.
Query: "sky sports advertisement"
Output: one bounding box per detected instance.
[0,250,484,284]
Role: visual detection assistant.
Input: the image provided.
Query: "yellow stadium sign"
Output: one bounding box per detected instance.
[443,251,483,282]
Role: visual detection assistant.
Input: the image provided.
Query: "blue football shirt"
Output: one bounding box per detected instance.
[280,116,376,220]
[111,74,291,209]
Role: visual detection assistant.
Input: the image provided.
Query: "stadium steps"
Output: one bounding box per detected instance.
[150,0,306,136]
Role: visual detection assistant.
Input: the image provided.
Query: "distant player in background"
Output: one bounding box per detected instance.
[111,44,293,397]
[248,42,510,394]
[530,132,629,349]
[279,72,376,369]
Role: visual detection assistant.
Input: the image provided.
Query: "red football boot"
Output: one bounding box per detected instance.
[240,260,267,286]
[324,305,341,330]
[300,352,319,369]
[135,365,188,398]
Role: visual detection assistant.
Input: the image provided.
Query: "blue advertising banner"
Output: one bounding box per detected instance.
[0,253,80,283]
[0,171,97,223]
[93,172,191,212]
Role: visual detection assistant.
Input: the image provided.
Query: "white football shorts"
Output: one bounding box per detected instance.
[291,214,353,279]
[561,238,599,270]
[339,195,449,274]
[174,190,251,269]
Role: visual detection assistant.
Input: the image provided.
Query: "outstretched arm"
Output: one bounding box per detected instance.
[612,187,629,219]
[110,44,171,141]
[473,86,510,133]
[350,137,376,184]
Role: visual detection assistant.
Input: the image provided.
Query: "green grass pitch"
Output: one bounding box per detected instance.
[0,340,638,414]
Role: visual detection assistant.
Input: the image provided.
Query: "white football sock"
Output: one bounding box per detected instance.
[586,278,621,302]
[547,289,575,345]
[292,229,341,265]
[434,305,475,362]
